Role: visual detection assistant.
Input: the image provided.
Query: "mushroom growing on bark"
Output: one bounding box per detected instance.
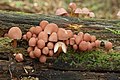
[55,8,68,16]
[8,27,22,48]
[15,53,24,62]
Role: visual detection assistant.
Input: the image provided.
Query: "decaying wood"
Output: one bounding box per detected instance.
[0,11,120,79]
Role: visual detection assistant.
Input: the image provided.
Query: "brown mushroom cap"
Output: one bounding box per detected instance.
[48,50,54,57]
[34,26,42,35]
[79,41,88,51]
[8,27,22,39]
[70,38,75,45]
[42,47,49,55]
[65,40,70,45]
[49,32,58,42]
[29,26,36,34]
[39,55,47,63]
[55,8,68,16]
[87,42,92,51]
[82,7,90,15]
[57,28,69,40]
[22,34,27,40]
[67,30,73,38]
[29,37,36,47]
[37,39,45,49]
[73,44,78,50]
[26,32,32,39]
[32,34,37,38]
[38,31,48,42]
[47,42,54,49]
[29,51,36,58]
[89,12,95,18]
[69,2,77,11]
[27,47,33,53]
[39,20,49,30]
[15,53,24,62]
[91,35,96,42]
[74,8,82,14]
[34,48,41,58]
[105,41,112,50]
[95,40,101,48]
[83,33,91,42]
[44,23,58,34]
[91,42,95,47]
[75,35,83,45]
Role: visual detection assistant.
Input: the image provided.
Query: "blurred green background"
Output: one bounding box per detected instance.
[0,0,119,19]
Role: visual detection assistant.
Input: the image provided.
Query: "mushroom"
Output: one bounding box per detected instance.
[32,34,37,38]
[27,47,33,53]
[29,51,36,58]
[74,8,82,17]
[39,55,47,63]
[79,41,88,51]
[47,42,54,49]
[8,27,22,48]
[48,50,54,57]
[83,33,91,42]
[29,37,36,47]
[29,26,36,34]
[82,7,90,15]
[38,31,48,42]
[44,23,58,34]
[65,40,70,45]
[54,42,67,54]
[91,35,96,42]
[15,53,24,62]
[39,20,49,30]
[49,32,58,42]
[34,26,42,35]
[22,34,27,40]
[26,32,32,39]
[117,11,120,18]
[89,12,95,18]
[105,41,112,51]
[95,40,101,48]
[66,30,73,38]
[70,38,75,45]
[42,47,49,55]
[87,42,92,51]
[75,35,83,45]
[69,2,77,11]
[57,28,69,40]
[55,8,68,16]
[37,39,45,49]
[33,48,41,58]
[73,44,78,50]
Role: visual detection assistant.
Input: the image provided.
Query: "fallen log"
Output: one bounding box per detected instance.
[0,11,120,79]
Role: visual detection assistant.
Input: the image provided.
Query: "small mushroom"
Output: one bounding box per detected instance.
[34,26,42,35]
[32,34,37,38]
[70,38,75,45]
[89,12,95,18]
[75,35,82,45]
[27,47,33,53]
[54,42,67,54]
[79,41,88,51]
[49,32,58,42]
[8,27,22,48]
[105,41,112,50]
[33,48,41,58]
[26,31,32,40]
[39,20,49,30]
[91,35,96,42]
[95,40,101,48]
[39,55,47,63]
[29,51,36,58]
[83,33,91,42]
[29,26,36,34]
[47,42,54,49]
[57,28,69,40]
[65,40,70,45]
[22,34,27,40]
[15,53,24,62]
[44,23,58,34]
[42,47,49,55]
[87,42,92,51]
[66,30,73,38]
[55,8,68,16]
[74,8,82,17]
[82,7,90,15]
[38,31,48,42]
[117,11,120,18]
[69,2,77,11]
[29,37,36,47]
[48,50,54,57]
[73,44,78,50]
[37,39,45,49]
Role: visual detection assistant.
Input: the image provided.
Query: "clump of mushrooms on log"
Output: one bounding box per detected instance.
[5,20,113,63]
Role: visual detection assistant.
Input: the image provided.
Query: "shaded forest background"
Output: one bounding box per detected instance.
[0,0,120,19]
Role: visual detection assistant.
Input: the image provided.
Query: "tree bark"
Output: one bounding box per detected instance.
[0,11,120,79]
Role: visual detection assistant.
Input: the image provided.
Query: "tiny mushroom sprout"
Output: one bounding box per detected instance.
[74,8,82,17]
[69,2,77,11]
[105,41,113,51]
[117,11,120,18]
[15,53,24,62]
[55,8,68,16]
[8,27,22,48]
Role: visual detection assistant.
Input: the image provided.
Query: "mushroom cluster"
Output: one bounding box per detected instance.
[22,20,112,63]
[55,2,95,18]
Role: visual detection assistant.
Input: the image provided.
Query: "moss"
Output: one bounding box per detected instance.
[54,47,120,71]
